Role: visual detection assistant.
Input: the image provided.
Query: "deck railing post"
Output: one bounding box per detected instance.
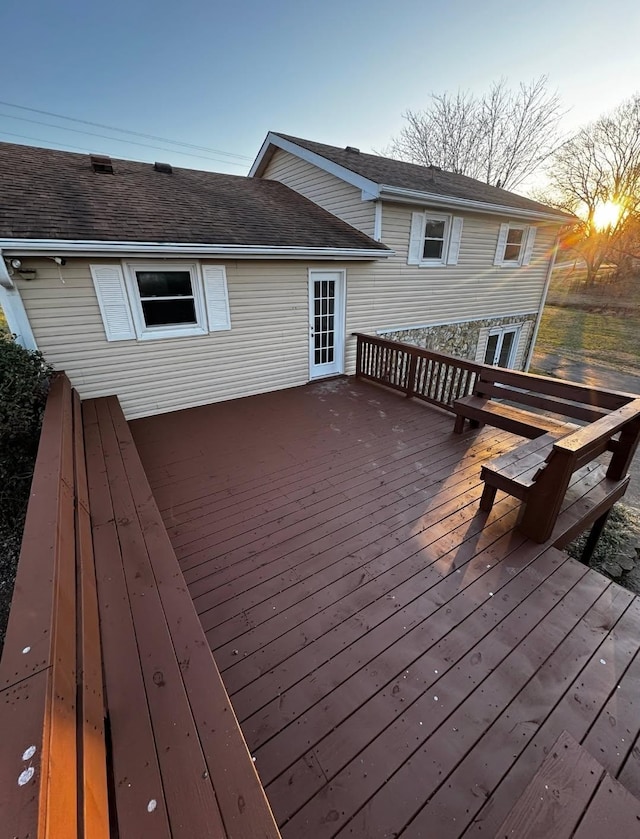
[355,334,363,379]
[406,351,418,399]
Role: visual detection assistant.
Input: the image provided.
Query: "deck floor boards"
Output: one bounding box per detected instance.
[129,378,640,838]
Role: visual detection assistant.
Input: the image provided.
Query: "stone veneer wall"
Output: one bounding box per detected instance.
[380,315,535,369]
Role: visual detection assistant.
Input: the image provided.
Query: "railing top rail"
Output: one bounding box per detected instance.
[554,397,640,454]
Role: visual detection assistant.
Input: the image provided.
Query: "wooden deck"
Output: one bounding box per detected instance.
[130,378,640,838]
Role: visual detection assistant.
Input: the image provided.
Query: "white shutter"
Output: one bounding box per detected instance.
[494,223,510,265]
[90,264,136,341]
[475,327,490,363]
[522,226,537,265]
[514,321,533,370]
[407,212,425,265]
[202,265,231,332]
[447,216,464,264]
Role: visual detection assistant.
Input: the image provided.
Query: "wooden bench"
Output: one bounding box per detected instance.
[0,374,281,838]
[479,398,640,544]
[453,365,630,439]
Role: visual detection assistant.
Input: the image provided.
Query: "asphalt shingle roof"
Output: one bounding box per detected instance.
[0,141,388,250]
[274,133,571,219]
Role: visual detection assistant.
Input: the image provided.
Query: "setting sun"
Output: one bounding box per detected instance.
[592,200,623,230]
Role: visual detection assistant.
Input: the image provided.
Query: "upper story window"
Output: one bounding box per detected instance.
[90,261,231,342]
[408,211,464,267]
[494,223,537,267]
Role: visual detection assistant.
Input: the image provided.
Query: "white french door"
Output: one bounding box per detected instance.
[484,325,520,368]
[308,270,345,379]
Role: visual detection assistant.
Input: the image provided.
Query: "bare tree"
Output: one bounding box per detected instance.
[387,77,563,191]
[540,95,640,284]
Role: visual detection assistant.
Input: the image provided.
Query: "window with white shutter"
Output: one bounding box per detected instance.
[91,261,232,341]
[407,212,463,267]
[494,223,536,267]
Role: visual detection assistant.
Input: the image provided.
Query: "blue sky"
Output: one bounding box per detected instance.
[1,0,638,178]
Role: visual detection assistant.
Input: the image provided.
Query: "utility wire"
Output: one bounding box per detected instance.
[0,99,252,161]
[0,112,247,166]
[0,129,247,169]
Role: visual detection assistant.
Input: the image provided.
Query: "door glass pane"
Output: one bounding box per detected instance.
[484,334,499,365]
[498,330,516,367]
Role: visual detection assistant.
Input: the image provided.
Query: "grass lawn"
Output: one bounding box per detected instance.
[535,265,640,376]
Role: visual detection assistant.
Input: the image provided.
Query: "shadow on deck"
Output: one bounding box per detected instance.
[126,377,640,838]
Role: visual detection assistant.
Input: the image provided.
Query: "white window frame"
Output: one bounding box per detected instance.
[123,261,208,340]
[419,212,452,266]
[496,224,531,267]
[484,324,522,368]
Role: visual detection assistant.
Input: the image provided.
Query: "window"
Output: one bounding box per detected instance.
[494,223,537,267]
[90,262,231,342]
[408,212,464,266]
[423,217,447,261]
[484,326,520,367]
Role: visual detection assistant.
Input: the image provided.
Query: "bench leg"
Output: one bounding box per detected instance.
[453,414,465,434]
[580,510,611,564]
[479,484,498,512]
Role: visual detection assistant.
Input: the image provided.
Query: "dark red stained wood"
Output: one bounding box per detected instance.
[84,401,173,839]
[73,392,110,838]
[495,731,604,839]
[107,397,281,839]
[572,772,640,837]
[0,670,50,838]
[462,594,640,838]
[127,378,640,839]
[94,397,226,837]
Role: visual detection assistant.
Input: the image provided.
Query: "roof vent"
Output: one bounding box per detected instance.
[154,161,173,174]
[90,154,113,174]
[345,145,360,154]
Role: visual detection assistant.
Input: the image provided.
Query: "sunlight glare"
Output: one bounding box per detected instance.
[592,200,623,231]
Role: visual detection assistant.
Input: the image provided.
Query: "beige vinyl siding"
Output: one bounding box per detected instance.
[17,258,314,419]
[262,149,376,237]
[341,202,560,373]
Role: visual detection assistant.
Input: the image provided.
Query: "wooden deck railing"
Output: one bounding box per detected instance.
[353,332,634,415]
[354,332,481,410]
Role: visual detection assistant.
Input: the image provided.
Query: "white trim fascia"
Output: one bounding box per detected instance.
[378,185,571,224]
[0,239,392,260]
[525,239,558,370]
[373,202,382,241]
[0,252,14,289]
[250,132,381,198]
[377,311,538,335]
[0,282,38,350]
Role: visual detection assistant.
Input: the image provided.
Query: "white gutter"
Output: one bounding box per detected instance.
[0,251,38,349]
[378,185,571,224]
[524,239,558,371]
[0,239,392,260]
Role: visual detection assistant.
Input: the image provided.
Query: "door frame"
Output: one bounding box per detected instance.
[308,268,347,379]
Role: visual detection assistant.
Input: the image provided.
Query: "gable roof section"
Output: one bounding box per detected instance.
[251,132,573,223]
[0,141,389,257]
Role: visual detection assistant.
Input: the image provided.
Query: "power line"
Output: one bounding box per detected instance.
[0,99,252,161]
[0,112,247,167]
[0,129,247,169]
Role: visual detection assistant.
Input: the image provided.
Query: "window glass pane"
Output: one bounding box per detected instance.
[423,239,444,260]
[506,228,524,246]
[425,220,445,239]
[141,299,197,326]
[498,331,516,367]
[503,244,522,261]
[136,271,192,298]
[484,333,499,365]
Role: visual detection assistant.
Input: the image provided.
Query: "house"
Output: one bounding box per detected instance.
[0,136,570,419]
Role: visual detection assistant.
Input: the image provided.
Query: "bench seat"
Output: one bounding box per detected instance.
[453,395,577,438]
